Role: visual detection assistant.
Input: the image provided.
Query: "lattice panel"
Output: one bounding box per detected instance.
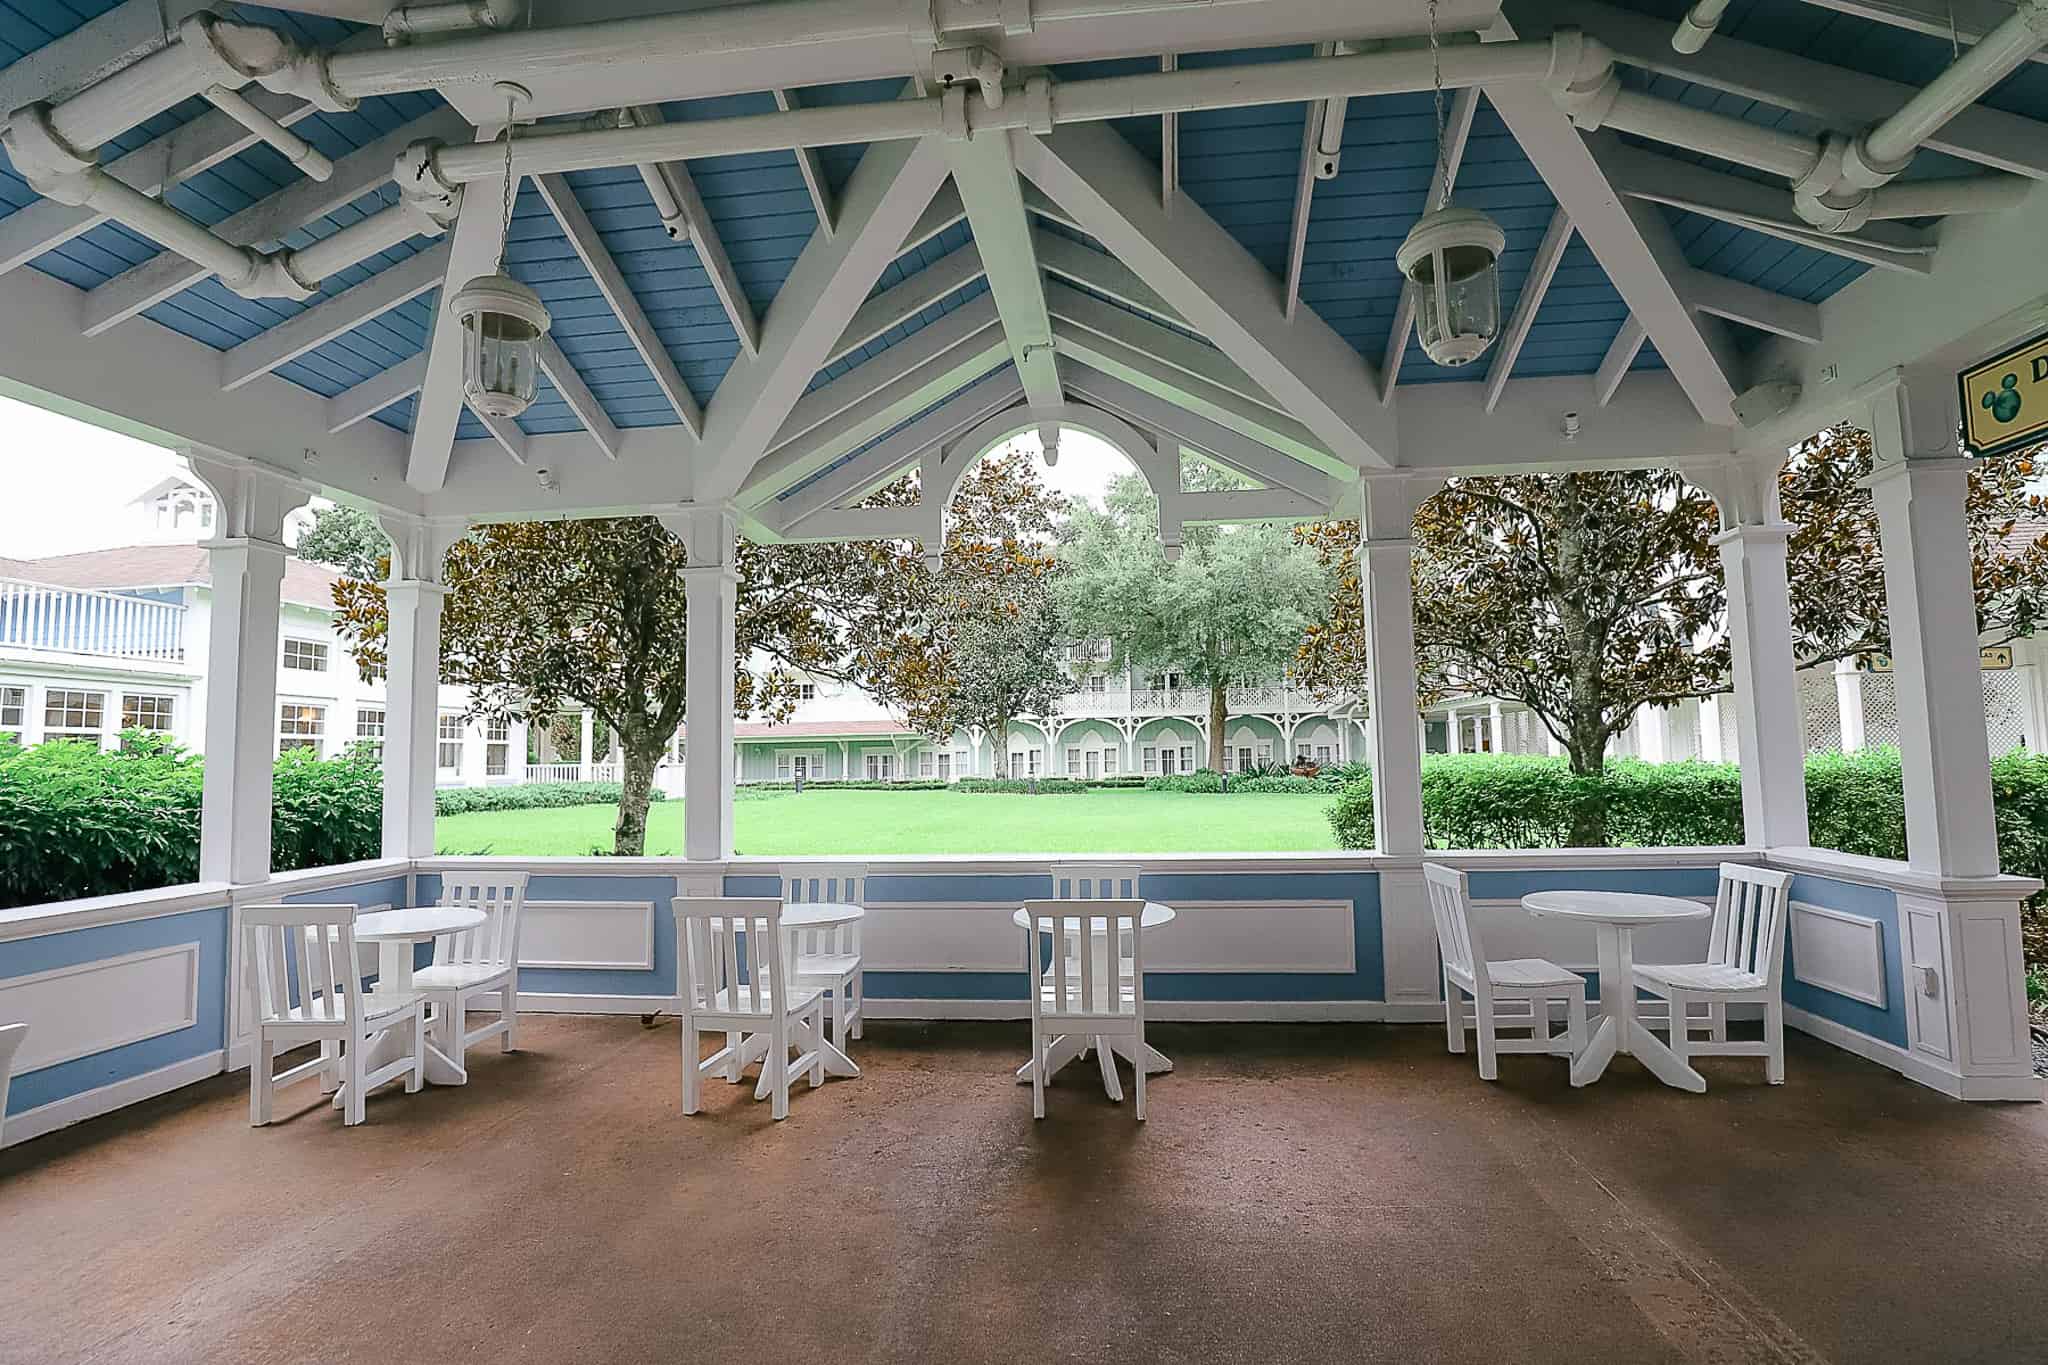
[1859,673,1900,750]
[1801,671,1844,754]
[1985,668,2032,756]
[1719,697,1740,765]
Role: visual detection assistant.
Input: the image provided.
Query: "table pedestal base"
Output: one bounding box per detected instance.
[1571,923,1708,1093]
[332,942,470,1109]
[734,1020,860,1101]
[1015,1034,1172,1103]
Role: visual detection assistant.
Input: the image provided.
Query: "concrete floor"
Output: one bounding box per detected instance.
[3,1018,2046,1365]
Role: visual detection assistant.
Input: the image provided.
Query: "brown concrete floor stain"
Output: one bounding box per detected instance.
[2,1019,2045,1365]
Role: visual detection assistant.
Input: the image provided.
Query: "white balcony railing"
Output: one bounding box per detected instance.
[0,578,186,662]
[525,761,621,783]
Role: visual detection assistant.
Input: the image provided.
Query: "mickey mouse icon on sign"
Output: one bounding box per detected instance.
[1984,373,2024,423]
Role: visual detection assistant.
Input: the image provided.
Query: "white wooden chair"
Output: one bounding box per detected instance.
[0,1021,27,1147]
[1022,898,1150,1120]
[1634,863,1795,1084]
[673,896,827,1121]
[1051,862,1141,901]
[779,862,866,1047]
[415,872,529,1068]
[243,904,424,1127]
[1423,863,1587,1082]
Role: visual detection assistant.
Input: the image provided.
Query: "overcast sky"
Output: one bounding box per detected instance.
[0,395,1139,562]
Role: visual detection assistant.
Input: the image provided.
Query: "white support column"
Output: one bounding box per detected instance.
[1834,658,1867,753]
[377,517,463,860]
[1444,707,1461,755]
[668,505,740,862]
[1699,454,1810,848]
[1487,700,1506,755]
[1361,477,1439,1021]
[1698,694,1724,763]
[579,709,594,783]
[1865,379,2000,877]
[1634,702,1668,763]
[189,454,302,886]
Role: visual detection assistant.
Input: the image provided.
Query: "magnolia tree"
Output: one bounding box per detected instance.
[860,451,1073,765]
[1293,431,2048,844]
[331,514,928,855]
[1059,459,1327,772]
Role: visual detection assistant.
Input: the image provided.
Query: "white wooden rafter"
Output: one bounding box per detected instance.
[828,242,987,369]
[1045,281,1280,417]
[1014,123,1395,469]
[1680,267,1823,344]
[701,134,954,502]
[771,293,1001,454]
[219,241,449,392]
[628,104,760,355]
[1282,97,1321,319]
[327,352,426,432]
[1593,315,1645,406]
[1062,363,1334,503]
[771,88,838,237]
[538,336,624,460]
[532,171,706,432]
[946,130,1062,411]
[81,107,469,337]
[1032,230,1183,329]
[1160,53,1179,211]
[474,407,528,465]
[1482,206,1574,412]
[1381,85,1480,402]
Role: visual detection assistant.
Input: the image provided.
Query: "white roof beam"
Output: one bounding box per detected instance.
[701,133,953,501]
[628,105,760,356]
[1161,54,1180,211]
[0,0,201,126]
[1593,315,1645,407]
[1600,142,1937,275]
[904,181,966,253]
[779,504,925,543]
[1395,371,1737,475]
[1179,487,1329,523]
[1486,85,1742,423]
[474,408,529,465]
[220,242,449,392]
[1282,98,1321,318]
[1483,207,1574,412]
[947,131,1063,411]
[772,293,1000,453]
[328,353,426,433]
[1517,0,2048,180]
[1681,268,1822,345]
[533,171,705,434]
[407,129,511,493]
[1381,86,1479,401]
[770,370,1025,527]
[1798,0,2048,69]
[81,108,468,337]
[538,336,624,460]
[772,88,838,237]
[1063,363,1335,503]
[0,90,315,276]
[828,242,986,369]
[1014,123,1394,469]
[1033,230,1183,329]
[1046,281,1282,416]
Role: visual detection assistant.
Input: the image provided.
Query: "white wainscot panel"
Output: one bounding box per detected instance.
[1789,901,1888,1008]
[863,903,1020,972]
[520,901,655,972]
[1469,898,1715,971]
[2,942,200,1072]
[860,900,1357,974]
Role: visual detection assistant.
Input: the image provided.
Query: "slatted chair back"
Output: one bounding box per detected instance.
[676,897,790,1021]
[1707,863,1795,981]
[243,904,366,1024]
[1422,863,1484,983]
[433,873,530,973]
[779,862,865,959]
[1023,899,1146,1020]
[0,1021,27,1144]
[1050,862,1142,901]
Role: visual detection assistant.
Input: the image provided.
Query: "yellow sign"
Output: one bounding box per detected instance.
[1960,329,2048,458]
[1858,647,2011,672]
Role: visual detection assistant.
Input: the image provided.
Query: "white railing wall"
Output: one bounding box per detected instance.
[0,579,185,662]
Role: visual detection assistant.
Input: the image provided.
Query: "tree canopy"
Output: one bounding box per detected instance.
[295,503,388,580]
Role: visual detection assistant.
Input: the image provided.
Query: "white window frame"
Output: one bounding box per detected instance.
[864,752,894,781]
[356,706,386,762]
[1256,742,1273,765]
[937,751,953,781]
[917,749,935,778]
[1102,749,1118,776]
[1180,744,1196,771]
[795,681,817,701]
[44,688,108,745]
[437,714,463,771]
[0,685,23,737]
[1315,744,1332,765]
[120,692,175,734]
[278,702,326,756]
[485,720,510,777]
[776,749,826,782]
[281,637,329,673]
[1142,744,1158,774]
[1065,745,1082,776]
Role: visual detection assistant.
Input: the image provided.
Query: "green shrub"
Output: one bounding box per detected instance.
[434,781,666,815]
[1145,769,1224,793]
[1327,768,1375,849]
[0,736,387,909]
[954,777,1094,794]
[1803,749,1909,860]
[1230,774,1326,794]
[743,779,949,792]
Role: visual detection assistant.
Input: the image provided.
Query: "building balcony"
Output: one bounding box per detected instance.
[0,579,186,664]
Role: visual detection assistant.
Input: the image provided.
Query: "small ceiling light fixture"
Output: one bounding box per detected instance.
[1396,0,1505,368]
[451,81,550,419]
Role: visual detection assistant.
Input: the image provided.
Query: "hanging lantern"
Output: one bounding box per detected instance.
[1396,206,1505,368]
[452,273,550,418]
[448,80,550,420]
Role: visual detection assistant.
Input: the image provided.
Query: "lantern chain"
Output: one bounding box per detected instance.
[1429,0,1449,211]
[498,88,516,274]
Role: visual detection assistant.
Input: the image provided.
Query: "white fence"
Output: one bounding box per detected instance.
[0,579,185,662]
[524,762,620,784]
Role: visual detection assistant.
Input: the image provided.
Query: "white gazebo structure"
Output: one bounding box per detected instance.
[3,0,2047,1147]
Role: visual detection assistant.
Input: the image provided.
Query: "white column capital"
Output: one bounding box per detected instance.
[660,502,741,565]
[1686,451,1782,529]
[1708,521,1795,549]
[1358,474,1441,543]
[377,514,468,585]
[1859,453,1972,497]
[1862,364,1963,464]
[184,451,309,545]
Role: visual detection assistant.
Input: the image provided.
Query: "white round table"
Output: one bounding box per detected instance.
[350,906,485,1094]
[1012,902,1177,1099]
[1521,890,1711,1091]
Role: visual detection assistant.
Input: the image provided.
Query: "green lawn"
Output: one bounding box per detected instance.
[435,787,1342,856]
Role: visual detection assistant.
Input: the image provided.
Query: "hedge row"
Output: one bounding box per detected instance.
[435,781,665,815]
[0,735,384,910]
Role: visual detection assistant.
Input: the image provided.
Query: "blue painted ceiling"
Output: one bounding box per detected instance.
[0,0,2043,456]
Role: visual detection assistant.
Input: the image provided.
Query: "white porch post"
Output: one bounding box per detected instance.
[1361,477,1437,1021]
[1635,703,1669,764]
[377,518,461,860]
[668,505,739,862]
[1834,658,1867,753]
[190,455,300,886]
[1443,705,1461,754]
[1698,695,1724,763]
[578,709,594,782]
[1702,454,1810,848]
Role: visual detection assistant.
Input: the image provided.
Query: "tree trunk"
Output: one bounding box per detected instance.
[1564,723,1608,847]
[613,731,661,856]
[1208,679,1227,772]
[989,718,1010,777]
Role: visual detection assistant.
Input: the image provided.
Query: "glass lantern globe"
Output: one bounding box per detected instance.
[450,273,551,419]
[1396,206,1506,368]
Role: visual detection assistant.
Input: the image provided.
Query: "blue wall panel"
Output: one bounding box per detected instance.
[417,871,680,997]
[1781,872,1909,1048]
